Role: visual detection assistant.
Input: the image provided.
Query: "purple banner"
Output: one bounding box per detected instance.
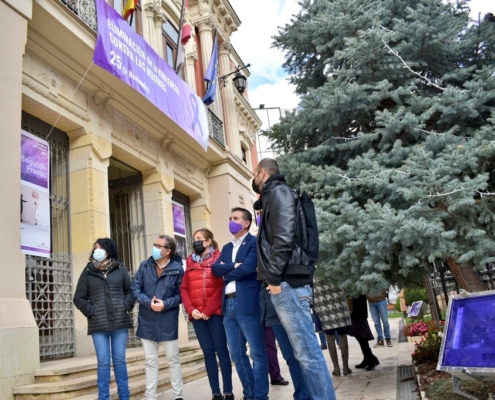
[21,133,49,189]
[93,0,209,150]
[21,130,51,258]
[173,203,186,236]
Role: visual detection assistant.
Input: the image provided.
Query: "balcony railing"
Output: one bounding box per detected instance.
[60,0,97,31]
[207,108,225,148]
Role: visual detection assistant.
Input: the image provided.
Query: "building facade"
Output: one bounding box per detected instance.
[0,0,260,398]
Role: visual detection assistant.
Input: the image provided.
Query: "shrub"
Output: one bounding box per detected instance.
[404,321,429,337]
[404,287,428,306]
[411,321,445,365]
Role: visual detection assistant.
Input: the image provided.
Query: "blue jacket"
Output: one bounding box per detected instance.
[131,254,184,342]
[212,233,261,314]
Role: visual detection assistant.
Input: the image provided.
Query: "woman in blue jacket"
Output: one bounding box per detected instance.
[131,234,185,400]
[73,238,134,400]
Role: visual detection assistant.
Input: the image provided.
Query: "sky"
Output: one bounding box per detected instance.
[229,0,494,132]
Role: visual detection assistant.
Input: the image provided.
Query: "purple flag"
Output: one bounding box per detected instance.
[93,0,209,150]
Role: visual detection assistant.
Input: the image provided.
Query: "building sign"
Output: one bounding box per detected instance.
[20,130,51,257]
[93,0,209,150]
[408,300,424,318]
[172,202,187,264]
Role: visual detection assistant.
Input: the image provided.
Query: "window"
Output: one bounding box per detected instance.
[241,146,248,164]
[163,21,179,68]
[110,0,142,35]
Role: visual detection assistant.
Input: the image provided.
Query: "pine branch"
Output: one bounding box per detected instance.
[381,39,445,92]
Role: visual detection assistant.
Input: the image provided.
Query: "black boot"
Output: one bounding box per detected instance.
[365,354,380,371]
[355,358,367,369]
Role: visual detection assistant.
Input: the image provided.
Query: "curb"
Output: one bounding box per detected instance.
[414,364,427,400]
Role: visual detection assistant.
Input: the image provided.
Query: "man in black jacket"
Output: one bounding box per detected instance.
[253,158,336,400]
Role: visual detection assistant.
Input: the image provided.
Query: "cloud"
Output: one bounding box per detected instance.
[230,0,300,87]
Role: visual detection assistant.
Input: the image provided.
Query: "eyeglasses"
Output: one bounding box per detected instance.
[153,243,168,249]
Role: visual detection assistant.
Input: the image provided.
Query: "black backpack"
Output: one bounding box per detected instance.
[294,189,319,265]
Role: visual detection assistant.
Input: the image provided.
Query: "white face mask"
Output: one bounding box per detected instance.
[93,248,107,262]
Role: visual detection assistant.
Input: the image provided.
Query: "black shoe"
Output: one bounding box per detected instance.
[365,355,380,371]
[321,343,328,350]
[355,359,367,368]
[212,395,223,400]
[271,378,289,385]
[224,395,235,400]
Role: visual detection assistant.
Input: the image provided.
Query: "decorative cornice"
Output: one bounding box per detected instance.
[111,113,160,167]
[233,91,261,144]
[22,73,90,122]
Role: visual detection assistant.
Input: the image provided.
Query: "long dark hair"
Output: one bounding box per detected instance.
[89,238,120,261]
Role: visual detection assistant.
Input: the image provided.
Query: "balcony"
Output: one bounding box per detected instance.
[60,0,97,31]
[207,109,226,148]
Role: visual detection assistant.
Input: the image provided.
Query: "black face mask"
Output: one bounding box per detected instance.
[192,240,206,255]
[252,172,261,194]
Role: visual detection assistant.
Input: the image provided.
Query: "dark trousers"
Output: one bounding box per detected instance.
[264,326,282,382]
[193,315,233,395]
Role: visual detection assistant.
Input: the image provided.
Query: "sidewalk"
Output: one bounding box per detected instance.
[155,317,416,400]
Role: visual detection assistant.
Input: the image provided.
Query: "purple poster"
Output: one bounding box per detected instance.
[21,130,51,257]
[172,203,186,236]
[93,0,209,151]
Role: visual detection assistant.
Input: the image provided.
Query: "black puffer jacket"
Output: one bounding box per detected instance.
[73,261,135,335]
[256,174,312,287]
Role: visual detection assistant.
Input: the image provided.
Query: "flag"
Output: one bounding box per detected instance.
[202,30,219,106]
[123,0,138,21]
[175,0,192,73]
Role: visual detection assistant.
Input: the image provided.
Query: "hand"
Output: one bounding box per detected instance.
[151,296,165,312]
[201,313,209,320]
[267,284,282,295]
[191,309,203,320]
[234,262,241,269]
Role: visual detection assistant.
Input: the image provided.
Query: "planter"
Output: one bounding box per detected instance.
[407,335,425,343]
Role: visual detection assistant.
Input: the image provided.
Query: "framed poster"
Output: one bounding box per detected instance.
[172,202,186,236]
[20,130,51,257]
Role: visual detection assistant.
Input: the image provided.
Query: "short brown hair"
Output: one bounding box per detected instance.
[231,207,252,228]
[257,158,280,176]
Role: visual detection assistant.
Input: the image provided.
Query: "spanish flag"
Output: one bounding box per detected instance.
[123,0,138,21]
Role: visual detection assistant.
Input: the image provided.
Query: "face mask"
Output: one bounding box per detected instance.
[152,246,163,261]
[193,240,206,255]
[229,220,243,235]
[256,215,261,227]
[93,248,107,263]
[252,171,262,194]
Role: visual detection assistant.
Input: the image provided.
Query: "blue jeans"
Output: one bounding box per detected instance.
[271,282,336,400]
[223,297,269,400]
[193,315,233,395]
[272,324,310,400]
[91,328,130,400]
[368,299,391,340]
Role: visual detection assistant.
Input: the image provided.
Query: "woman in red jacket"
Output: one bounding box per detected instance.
[180,229,233,400]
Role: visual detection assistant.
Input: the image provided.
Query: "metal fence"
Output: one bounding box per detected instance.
[207,109,226,148]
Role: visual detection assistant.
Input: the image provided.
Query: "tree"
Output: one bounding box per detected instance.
[269,0,495,295]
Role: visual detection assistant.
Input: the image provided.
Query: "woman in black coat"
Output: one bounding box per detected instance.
[347,295,380,371]
[73,238,135,400]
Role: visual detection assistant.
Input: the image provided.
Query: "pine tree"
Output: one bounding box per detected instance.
[269,0,495,294]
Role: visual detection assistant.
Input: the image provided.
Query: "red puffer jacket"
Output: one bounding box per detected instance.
[180,249,223,321]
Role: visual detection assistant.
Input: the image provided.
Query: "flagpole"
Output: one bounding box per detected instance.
[174,0,186,71]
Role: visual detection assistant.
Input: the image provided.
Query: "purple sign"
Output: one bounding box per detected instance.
[21,133,49,189]
[173,203,186,236]
[93,0,209,150]
[21,130,51,258]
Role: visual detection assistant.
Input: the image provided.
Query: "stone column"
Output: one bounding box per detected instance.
[142,171,175,248]
[197,20,224,122]
[142,1,160,55]
[153,10,166,59]
[218,42,241,156]
[185,47,198,93]
[68,134,112,356]
[0,2,39,399]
